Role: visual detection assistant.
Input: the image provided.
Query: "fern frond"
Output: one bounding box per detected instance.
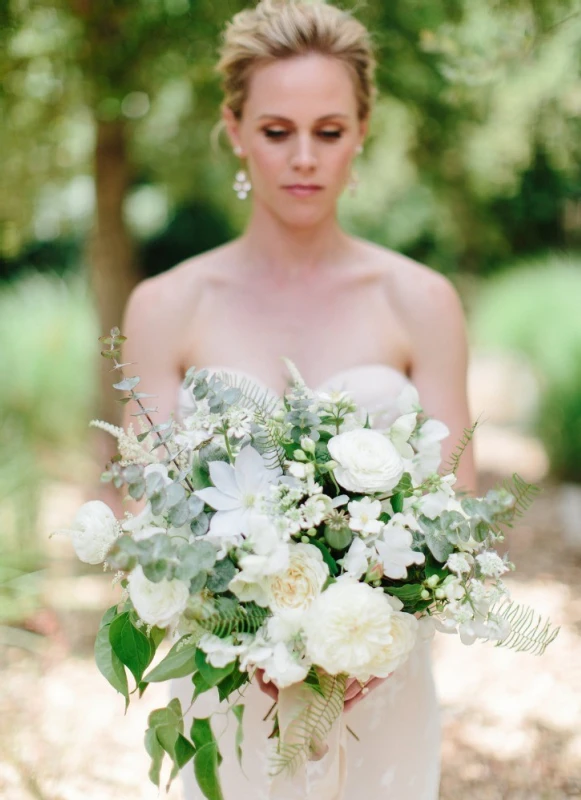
[445,417,482,475]
[217,372,286,470]
[499,473,540,527]
[196,600,270,639]
[492,599,559,656]
[269,672,347,777]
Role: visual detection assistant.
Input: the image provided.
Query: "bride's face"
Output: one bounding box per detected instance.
[224,53,367,227]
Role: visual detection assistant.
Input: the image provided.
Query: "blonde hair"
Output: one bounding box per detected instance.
[217,0,376,121]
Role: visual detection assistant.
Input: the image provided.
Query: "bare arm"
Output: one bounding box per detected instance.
[403,271,477,495]
[118,277,185,514]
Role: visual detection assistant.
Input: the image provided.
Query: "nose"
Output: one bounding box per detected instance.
[289,133,317,173]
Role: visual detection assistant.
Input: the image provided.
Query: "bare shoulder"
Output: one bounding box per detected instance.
[358,240,466,334]
[123,242,236,334]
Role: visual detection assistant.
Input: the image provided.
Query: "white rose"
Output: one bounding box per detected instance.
[267,543,328,614]
[327,429,404,493]
[128,565,189,628]
[63,500,119,565]
[302,578,417,682]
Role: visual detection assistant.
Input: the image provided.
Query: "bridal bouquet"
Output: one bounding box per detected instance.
[54,328,558,799]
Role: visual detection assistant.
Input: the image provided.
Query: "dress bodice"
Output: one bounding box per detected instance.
[177,362,411,428]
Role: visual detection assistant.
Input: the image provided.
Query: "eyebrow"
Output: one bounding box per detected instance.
[255,113,349,122]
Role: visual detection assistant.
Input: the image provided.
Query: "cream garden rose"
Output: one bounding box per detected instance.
[302,578,418,682]
[328,429,404,494]
[128,566,189,628]
[267,542,328,614]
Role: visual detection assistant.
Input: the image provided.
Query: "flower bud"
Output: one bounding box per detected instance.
[365,562,384,582]
[301,436,316,454]
[421,589,431,600]
[426,575,440,588]
[323,520,353,551]
[435,588,446,599]
[293,449,307,462]
[301,535,310,544]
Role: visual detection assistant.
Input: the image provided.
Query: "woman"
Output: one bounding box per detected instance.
[121,1,476,797]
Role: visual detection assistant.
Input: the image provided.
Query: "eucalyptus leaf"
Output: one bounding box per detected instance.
[150,489,167,516]
[168,499,190,528]
[113,376,140,391]
[123,464,143,483]
[166,482,186,508]
[142,559,170,583]
[190,571,208,593]
[190,512,210,537]
[206,558,237,593]
[146,471,166,496]
[128,479,146,500]
[188,495,205,518]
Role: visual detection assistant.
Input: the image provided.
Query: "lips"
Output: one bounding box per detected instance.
[283,184,323,197]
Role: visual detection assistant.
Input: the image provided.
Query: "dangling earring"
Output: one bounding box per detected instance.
[348,144,363,197]
[232,147,252,200]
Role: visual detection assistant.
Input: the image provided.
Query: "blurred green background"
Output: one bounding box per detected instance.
[1,1,581,797]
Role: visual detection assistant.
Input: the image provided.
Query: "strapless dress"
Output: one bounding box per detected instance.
[171,364,441,800]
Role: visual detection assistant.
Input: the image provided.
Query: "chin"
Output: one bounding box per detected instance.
[271,199,337,229]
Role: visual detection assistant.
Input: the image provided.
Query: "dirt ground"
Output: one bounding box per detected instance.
[1,470,580,800]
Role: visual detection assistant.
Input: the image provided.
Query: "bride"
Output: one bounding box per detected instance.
[121,1,476,797]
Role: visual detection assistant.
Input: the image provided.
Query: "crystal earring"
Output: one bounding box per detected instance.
[232,146,252,200]
[233,168,252,200]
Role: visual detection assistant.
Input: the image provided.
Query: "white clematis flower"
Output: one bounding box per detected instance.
[348,497,383,536]
[340,537,371,580]
[405,418,450,484]
[196,446,281,543]
[375,513,425,580]
[388,412,418,459]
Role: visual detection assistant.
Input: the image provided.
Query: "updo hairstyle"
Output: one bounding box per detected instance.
[217,0,376,121]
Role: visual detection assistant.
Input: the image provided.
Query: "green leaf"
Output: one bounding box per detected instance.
[192,670,212,700]
[109,612,154,684]
[385,584,424,604]
[206,558,237,593]
[175,733,196,768]
[216,664,248,703]
[191,717,215,751]
[308,539,338,576]
[232,704,245,767]
[144,727,164,787]
[144,638,198,683]
[99,605,119,629]
[94,624,129,705]
[194,649,236,688]
[194,742,224,800]
[391,492,404,514]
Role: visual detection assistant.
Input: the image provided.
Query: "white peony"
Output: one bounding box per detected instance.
[327,429,404,494]
[302,578,417,681]
[59,500,119,565]
[128,565,189,628]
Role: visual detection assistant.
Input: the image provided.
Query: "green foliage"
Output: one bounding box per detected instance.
[270,672,347,777]
[109,611,155,684]
[143,636,199,683]
[536,362,581,482]
[493,599,560,655]
[195,598,270,639]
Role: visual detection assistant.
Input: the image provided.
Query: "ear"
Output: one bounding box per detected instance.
[357,116,369,150]
[222,105,245,157]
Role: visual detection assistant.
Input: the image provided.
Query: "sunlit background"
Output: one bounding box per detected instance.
[1,1,580,798]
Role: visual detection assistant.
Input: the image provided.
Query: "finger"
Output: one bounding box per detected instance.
[344,681,364,701]
[255,669,278,701]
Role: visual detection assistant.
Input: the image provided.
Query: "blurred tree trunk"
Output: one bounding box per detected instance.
[89,119,140,510]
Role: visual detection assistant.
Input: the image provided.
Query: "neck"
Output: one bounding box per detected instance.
[238,201,351,279]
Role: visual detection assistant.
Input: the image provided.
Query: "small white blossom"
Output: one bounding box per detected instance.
[375,513,425,580]
[300,495,332,529]
[476,551,509,578]
[347,497,383,537]
[446,553,473,575]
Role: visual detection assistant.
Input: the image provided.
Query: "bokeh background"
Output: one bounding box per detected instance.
[1,1,581,798]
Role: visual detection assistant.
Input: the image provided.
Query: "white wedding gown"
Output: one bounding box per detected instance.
[171,364,441,800]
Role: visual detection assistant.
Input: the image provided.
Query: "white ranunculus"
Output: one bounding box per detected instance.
[128,565,189,628]
[327,429,404,494]
[63,500,119,565]
[267,543,328,615]
[303,578,418,682]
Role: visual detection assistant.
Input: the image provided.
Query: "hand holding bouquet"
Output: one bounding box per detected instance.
[53,329,558,800]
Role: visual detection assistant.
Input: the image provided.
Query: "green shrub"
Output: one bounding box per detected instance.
[536,364,581,484]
